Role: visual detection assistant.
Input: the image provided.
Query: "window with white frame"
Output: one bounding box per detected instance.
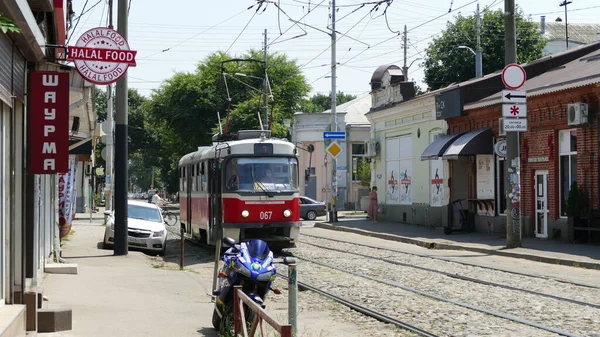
[351,143,365,182]
[559,129,577,217]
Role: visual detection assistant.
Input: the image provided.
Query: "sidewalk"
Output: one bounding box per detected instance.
[73,207,105,220]
[38,219,217,337]
[316,216,600,270]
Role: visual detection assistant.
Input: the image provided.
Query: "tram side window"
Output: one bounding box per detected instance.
[183,166,187,192]
[179,167,184,192]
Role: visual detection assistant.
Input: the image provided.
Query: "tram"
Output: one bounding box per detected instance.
[178,130,301,251]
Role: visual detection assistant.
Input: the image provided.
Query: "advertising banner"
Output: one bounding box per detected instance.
[58,156,77,238]
[29,71,69,174]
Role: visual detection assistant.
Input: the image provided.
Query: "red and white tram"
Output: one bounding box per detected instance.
[178,130,301,250]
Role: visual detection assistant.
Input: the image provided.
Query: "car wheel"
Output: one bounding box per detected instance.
[306,210,317,220]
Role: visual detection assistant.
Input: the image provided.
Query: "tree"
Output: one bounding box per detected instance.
[0,13,22,34]
[422,8,546,90]
[356,158,371,187]
[299,92,357,113]
[145,50,310,192]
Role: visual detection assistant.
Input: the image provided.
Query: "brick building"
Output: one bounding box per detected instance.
[457,48,600,241]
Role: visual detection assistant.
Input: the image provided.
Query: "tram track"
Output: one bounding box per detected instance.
[276,272,441,337]
[282,251,584,337]
[301,233,600,290]
[298,239,600,310]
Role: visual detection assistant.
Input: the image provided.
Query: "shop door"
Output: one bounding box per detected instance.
[535,170,549,238]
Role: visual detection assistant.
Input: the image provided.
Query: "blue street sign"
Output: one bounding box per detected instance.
[323,131,346,139]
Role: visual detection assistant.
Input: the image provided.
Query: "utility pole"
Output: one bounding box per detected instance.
[402,25,408,79]
[330,0,338,223]
[559,0,572,50]
[263,29,269,130]
[475,3,483,78]
[105,0,114,211]
[114,0,129,255]
[504,0,521,248]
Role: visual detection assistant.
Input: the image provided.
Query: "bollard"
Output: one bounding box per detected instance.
[287,263,297,337]
[179,224,185,270]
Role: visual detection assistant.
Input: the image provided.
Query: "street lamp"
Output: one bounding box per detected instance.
[457,45,483,78]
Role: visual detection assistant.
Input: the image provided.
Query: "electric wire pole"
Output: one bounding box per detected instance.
[475,3,483,78]
[402,25,408,79]
[559,0,572,50]
[114,0,129,255]
[504,0,521,248]
[263,29,269,130]
[330,0,338,222]
[105,0,114,211]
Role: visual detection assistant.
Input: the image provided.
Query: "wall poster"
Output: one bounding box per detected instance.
[430,158,444,207]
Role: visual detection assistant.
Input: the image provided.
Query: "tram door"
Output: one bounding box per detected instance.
[186,164,192,234]
[209,159,223,244]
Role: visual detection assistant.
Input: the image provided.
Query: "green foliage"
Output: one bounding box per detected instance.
[299,92,357,113]
[144,50,310,192]
[94,87,107,121]
[0,14,22,34]
[423,8,546,90]
[356,158,371,187]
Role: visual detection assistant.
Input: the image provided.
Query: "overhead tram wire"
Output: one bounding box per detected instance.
[309,0,477,84]
[299,7,373,70]
[138,8,250,60]
[224,9,259,54]
[267,0,327,46]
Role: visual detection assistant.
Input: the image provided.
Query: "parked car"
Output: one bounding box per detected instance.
[299,196,327,220]
[103,200,168,256]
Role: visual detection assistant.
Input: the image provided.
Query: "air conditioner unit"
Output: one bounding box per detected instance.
[567,103,588,126]
[499,118,506,136]
[366,139,380,157]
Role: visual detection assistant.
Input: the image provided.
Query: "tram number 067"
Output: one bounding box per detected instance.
[259,211,273,220]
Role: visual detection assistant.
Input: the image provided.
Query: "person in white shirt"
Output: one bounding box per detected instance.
[151,192,168,207]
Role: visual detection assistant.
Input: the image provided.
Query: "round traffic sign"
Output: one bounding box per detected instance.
[501,63,527,90]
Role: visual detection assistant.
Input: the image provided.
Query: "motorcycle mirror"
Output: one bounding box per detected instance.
[223,237,236,247]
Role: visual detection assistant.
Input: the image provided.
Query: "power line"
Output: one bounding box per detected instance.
[531,5,600,16]
[225,8,259,54]
[138,8,250,59]
[268,0,327,46]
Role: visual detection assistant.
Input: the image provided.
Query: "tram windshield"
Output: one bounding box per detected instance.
[225,157,299,192]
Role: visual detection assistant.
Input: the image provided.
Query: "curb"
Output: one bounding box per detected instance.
[314,222,600,270]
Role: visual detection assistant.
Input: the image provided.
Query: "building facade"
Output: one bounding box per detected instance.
[292,94,372,210]
[366,65,449,226]
[461,47,600,241]
[0,0,95,334]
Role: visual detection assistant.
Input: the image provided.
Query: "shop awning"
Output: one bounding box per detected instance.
[442,128,494,160]
[420,133,465,160]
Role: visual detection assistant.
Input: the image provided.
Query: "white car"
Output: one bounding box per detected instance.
[103,200,168,256]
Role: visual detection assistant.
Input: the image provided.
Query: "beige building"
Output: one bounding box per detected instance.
[292,94,372,210]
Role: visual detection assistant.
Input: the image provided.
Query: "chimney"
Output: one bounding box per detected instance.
[540,16,546,35]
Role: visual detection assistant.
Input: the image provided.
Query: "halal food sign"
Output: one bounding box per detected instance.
[67,27,137,85]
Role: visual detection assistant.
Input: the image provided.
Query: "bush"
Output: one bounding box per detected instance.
[356,158,371,187]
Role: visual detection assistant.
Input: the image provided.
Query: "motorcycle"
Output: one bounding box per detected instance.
[211,237,280,333]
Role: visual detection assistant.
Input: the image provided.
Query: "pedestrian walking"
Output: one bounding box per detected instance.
[368,186,378,223]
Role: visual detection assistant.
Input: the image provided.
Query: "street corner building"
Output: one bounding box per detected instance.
[365,42,600,245]
[0,0,96,334]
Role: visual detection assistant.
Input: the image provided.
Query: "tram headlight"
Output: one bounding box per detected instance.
[283,209,291,218]
[241,210,250,218]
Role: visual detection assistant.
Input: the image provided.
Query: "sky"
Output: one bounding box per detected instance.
[67,0,600,99]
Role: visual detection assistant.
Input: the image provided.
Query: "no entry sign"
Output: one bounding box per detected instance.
[501,63,526,90]
[68,27,137,85]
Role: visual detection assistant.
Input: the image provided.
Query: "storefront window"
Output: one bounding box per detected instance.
[559,130,577,217]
